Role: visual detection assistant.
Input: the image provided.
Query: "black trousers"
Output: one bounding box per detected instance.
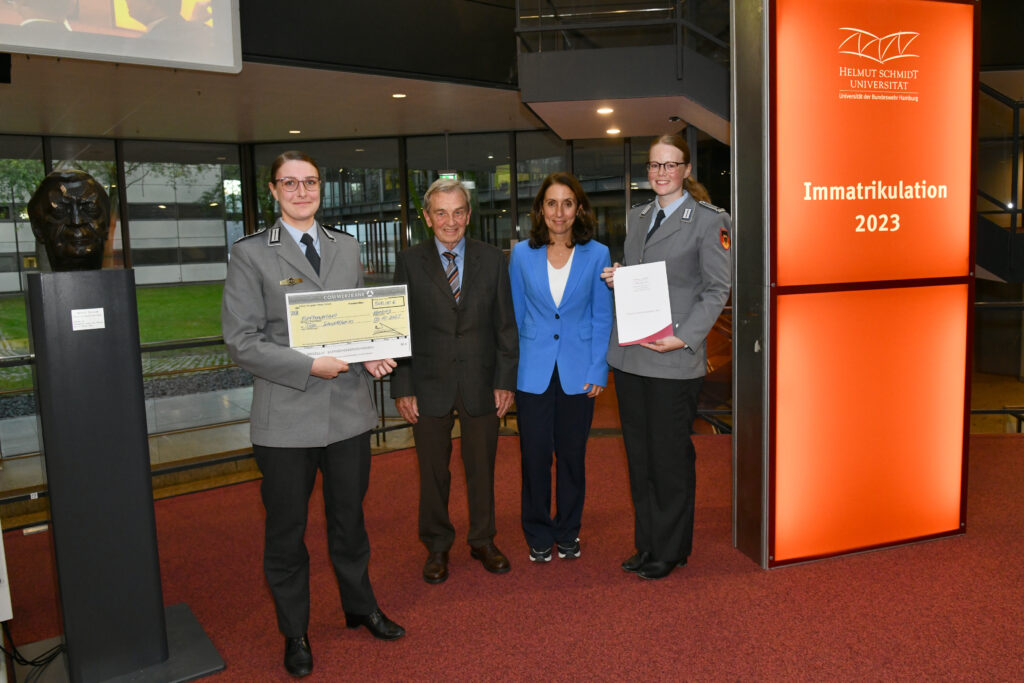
[613,368,703,563]
[516,367,595,549]
[253,432,377,638]
[412,390,499,551]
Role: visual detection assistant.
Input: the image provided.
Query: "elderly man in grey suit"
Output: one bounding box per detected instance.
[222,151,403,678]
[392,178,519,584]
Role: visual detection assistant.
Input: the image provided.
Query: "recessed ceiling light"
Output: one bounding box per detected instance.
[288,129,301,134]
[487,155,494,159]
[392,93,407,99]
[157,204,167,209]
[606,128,621,135]
[597,107,614,114]
[355,148,364,152]
[209,202,219,207]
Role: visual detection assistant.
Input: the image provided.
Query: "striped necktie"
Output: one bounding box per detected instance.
[443,251,461,302]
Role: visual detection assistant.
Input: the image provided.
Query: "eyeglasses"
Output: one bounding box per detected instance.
[274,177,321,192]
[645,161,687,173]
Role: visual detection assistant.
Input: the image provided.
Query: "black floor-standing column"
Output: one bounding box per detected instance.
[24,270,223,683]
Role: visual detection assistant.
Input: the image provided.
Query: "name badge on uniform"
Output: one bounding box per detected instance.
[280,277,303,286]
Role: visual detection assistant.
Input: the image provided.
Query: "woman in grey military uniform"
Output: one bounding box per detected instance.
[222,151,403,678]
[601,134,732,580]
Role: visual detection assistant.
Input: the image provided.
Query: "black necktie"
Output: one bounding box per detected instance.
[646,209,666,244]
[300,233,320,275]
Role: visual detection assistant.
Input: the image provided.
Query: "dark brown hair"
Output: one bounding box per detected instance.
[650,134,711,204]
[528,172,596,248]
[269,150,320,184]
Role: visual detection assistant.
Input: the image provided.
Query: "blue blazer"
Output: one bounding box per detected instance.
[509,239,614,395]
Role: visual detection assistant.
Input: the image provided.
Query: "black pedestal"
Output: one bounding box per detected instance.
[26,270,223,682]
[13,603,225,683]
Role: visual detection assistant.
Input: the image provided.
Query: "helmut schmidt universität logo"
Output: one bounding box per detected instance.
[836,27,921,103]
[838,28,919,63]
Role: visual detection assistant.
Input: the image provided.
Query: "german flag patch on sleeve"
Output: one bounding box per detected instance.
[720,227,731,251]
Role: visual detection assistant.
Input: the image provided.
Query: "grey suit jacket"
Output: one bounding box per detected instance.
[607,195,732,380]
[221,220,377,447]
[390,237,519,417]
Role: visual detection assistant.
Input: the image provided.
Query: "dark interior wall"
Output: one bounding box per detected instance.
[240,1,517,87]
[975,279,1023,378]
[980,0,1024,70]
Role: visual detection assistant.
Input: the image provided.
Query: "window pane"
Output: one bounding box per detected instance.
[0,134,44,451]
[516,130,569,240]
[573,138,626,261]
[408,133,514,250]
[254,140,401,285]
[122,140,240,290]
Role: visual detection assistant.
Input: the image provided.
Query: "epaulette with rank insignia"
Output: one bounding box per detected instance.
[634,199,657,216]
[232,228,266,244]
[698,200,726,214]
[322,225,354,241]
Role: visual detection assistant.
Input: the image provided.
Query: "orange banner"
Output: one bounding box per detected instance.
[774,285,967,561]
[775,0,974,286]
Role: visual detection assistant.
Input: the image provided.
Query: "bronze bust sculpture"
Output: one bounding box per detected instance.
[28,170,111,271]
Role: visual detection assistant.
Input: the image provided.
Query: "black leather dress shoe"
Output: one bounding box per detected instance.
[423,550,449,584]
[637,559,687,580]
[345,607,406,640]
[470,541,511,574]
[621,551,650,573]
[284,635,313,677]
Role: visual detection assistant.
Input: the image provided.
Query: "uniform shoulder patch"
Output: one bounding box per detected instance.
[232,228,266,244]
[698,200,726,214]
[631,198,654,209]
[322,224,350,235]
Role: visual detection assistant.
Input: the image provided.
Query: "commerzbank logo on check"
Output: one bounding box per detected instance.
[838,28,919,64]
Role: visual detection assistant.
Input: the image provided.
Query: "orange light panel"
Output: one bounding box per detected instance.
[775,0,974,286]
[774,285,966,561]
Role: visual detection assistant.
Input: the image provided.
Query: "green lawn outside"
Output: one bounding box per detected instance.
[0,282,226,391]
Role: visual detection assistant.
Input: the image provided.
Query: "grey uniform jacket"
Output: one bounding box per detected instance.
[221,220,377,448]
[606,195,733,380]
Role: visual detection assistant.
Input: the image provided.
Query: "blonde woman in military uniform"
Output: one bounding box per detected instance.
[601,134,732,580]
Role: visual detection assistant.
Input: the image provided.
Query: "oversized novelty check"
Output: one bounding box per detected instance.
[286,285,411,362]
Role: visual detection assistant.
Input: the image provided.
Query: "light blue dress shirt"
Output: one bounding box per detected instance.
[434,236,466,291]
[648,191,690,233]
[281,220,320,258]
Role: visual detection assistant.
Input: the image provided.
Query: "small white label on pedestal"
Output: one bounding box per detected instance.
[71,307,106,331]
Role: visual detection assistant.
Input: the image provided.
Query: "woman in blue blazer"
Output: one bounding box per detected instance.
[509,172,614,562]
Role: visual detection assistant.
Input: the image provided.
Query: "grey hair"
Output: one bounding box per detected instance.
[423,178,471,213]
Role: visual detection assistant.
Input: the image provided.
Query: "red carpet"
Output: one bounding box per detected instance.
[5,434,1024,680]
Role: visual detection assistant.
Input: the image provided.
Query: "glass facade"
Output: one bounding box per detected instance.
[407,133,516,251]
[0,118,1012,498]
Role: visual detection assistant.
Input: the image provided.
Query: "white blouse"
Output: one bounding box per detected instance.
[547,247,575,307]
